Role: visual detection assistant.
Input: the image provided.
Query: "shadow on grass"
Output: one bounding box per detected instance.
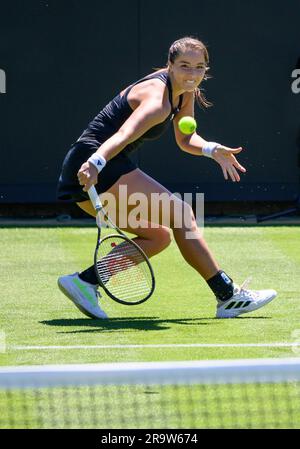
[40,316,221,333]
[40,315,271,334]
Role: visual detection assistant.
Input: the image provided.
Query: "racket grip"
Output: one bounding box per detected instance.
[88,186,102,212]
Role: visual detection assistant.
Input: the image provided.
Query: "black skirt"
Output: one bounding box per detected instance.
[57,141,137,202]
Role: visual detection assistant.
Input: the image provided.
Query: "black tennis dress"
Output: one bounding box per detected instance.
[57,70,183,202]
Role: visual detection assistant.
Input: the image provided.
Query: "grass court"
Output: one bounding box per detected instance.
[1,225,300,367]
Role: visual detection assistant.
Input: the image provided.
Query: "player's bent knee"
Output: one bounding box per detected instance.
[155,227,172,251]
[146,226,172,252]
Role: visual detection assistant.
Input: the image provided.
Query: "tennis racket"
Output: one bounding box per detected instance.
[88,185,155,305]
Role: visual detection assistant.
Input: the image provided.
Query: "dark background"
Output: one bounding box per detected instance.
[0,0,299,214]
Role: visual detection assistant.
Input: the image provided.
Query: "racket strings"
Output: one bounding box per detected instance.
[96,236,153,302]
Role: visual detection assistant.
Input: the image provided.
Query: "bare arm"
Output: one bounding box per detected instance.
[173,92,246,182]
[173,92,208,155]
[78,91,169,191]
[94,100,168,161]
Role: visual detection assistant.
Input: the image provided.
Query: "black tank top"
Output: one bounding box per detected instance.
[76,71,183,156]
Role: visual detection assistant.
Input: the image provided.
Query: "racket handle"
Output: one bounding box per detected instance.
[88,186,102,212]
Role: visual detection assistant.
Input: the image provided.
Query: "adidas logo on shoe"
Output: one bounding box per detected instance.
[216,280,277,318]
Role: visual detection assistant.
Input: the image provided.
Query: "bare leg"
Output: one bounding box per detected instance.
[77,198,171,258]
[73,169,277,318]
[172,223,220,280]
[78,168,220,281]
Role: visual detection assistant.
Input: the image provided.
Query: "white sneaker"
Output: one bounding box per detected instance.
[58,272,108,319]
[216,279,277,318]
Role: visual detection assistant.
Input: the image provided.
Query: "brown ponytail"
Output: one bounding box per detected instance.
[195,86,212,109]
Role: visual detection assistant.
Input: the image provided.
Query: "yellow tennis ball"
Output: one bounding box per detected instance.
[178,116,197,135]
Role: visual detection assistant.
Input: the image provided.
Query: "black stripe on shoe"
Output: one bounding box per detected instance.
[233,301,244,309]
[225,302,236,310]
[243,301,251,308]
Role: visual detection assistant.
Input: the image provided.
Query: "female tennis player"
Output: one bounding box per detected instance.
[57,36,277,319]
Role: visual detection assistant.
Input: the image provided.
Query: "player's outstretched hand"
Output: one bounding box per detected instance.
[212,146,246,182]
[77,162,98,192]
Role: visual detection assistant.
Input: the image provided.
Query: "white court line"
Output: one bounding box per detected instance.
[9,343,300,350]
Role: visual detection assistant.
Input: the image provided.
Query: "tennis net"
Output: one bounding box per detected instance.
[1,358,300,429]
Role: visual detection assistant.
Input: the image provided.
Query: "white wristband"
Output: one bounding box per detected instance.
[88,153,107,173]
[202,142,221,158]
